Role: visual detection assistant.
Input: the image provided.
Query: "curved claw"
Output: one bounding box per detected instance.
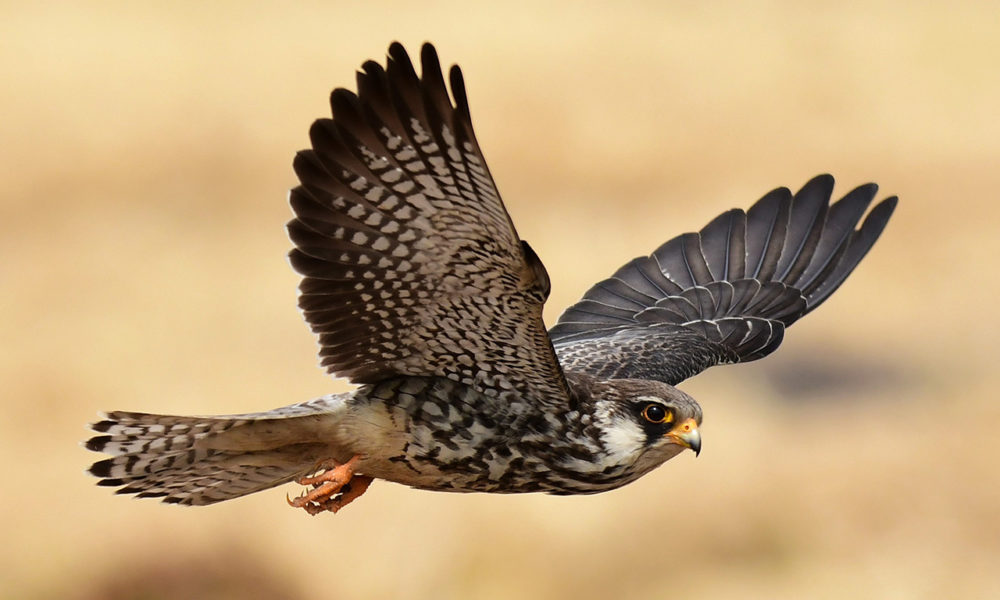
[286,455,370,515]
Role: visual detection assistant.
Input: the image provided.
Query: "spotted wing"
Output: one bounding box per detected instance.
[287,43,569,402]
[549,175,897,385]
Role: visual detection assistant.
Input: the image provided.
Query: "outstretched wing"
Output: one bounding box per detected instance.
[288,43,569,401]
[549,175,897,385]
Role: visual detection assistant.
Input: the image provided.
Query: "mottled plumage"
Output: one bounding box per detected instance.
[86,42,896,513]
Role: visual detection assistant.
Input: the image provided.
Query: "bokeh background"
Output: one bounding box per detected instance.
[3,2,998,599]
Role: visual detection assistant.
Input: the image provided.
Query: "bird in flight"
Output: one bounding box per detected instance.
[86,42,897,515]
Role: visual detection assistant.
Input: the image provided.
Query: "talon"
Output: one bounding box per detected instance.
[286,455,370,515]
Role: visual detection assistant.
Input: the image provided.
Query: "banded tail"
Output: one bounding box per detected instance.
[85,400,340,506]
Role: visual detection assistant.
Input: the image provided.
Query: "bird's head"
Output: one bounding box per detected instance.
[586,378,703,478]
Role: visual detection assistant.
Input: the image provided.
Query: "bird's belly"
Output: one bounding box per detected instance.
[336,377,651,495]
[349,418,558,493]
[360,446,640,495]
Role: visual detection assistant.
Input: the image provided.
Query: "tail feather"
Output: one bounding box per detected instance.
[85,402,339,506]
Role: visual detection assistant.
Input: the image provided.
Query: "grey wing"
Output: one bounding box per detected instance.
[288,43,569,402]
[549,175,897,385]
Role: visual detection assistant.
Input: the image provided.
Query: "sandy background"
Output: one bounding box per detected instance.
[3,2,998,599]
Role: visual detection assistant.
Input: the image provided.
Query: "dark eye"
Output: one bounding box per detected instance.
[642,403,673,425]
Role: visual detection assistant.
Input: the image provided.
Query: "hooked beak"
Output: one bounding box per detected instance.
[666,418,701,456]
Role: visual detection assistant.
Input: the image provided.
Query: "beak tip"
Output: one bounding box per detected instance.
[667,418,701,457]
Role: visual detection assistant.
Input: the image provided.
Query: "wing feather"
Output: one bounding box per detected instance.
[551,175,896,385]
[288,43,569,402]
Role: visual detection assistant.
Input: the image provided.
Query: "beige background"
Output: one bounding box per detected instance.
[3,2,998,599]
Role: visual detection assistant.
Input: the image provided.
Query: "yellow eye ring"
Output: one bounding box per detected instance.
[642,403,673,425]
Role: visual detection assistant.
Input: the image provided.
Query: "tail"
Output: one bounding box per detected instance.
[85,400,341,506]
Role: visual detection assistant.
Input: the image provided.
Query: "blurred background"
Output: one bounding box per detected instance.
[3,2,998,599]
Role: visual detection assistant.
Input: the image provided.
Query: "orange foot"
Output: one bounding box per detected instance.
[286,455,373,516]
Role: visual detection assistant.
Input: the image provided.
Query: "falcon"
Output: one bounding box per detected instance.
[86,43,897,515]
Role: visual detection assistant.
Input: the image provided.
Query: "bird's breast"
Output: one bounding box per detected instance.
[334,376,653,494]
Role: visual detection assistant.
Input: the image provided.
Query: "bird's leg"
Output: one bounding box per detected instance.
[286,455,372,515]
[295,458,345,487]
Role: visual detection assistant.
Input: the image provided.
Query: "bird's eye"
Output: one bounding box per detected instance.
[642,403,673,425]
